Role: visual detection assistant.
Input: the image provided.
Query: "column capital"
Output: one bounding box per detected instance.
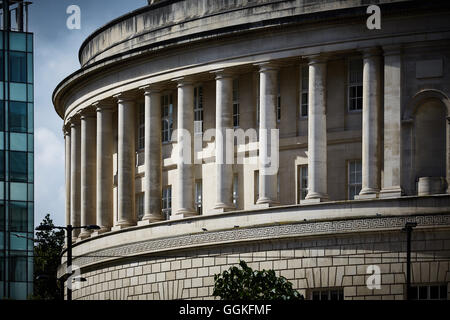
[79,108,97,120]
[360,47,382,59]
[254,61,281,73]
[93,100,115,112]
[67,113,81,127]
[113,92,136,103]
[382,45,402,57]
[140,84,164,95]
[62,124,71,137]
[304,54,329,65]
[172,76,195,88]
[210,69,235,80]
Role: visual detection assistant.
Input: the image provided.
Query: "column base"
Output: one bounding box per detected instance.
[208,203,236,214]
[78,230,92,240]
[303,192,328,204]
[354,189,379,200]
[90,227,111,237]
[379,187,403,199]
[137,215,165,226]
[175,208,198,218]
[255,198,280,208]
[111,222,135,231]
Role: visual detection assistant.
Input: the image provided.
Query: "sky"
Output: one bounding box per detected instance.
[29,0,147,227]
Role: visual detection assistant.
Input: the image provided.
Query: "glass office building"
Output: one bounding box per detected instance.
[0,0,34,299]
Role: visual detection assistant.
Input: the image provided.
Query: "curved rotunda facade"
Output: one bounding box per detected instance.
[54,0,450,300]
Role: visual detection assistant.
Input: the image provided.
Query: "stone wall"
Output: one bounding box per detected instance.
[70,229,450,300]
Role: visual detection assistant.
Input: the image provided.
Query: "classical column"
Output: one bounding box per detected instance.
[304,56,328,202]
[256,62,279,205]
[79,110,97,239]
[113,93,136,229]
[95,101,114,233]
[212,70,234,211]
[357,48,381,198]
[140,86,164,223]
[69,116,81,240]
[173,78,196,216]
[380,46,403,198]
[64,126,71,228]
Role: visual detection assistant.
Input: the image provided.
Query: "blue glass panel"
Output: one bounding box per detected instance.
[10,182,27,201]
[9,101,27,133]
[0,53,3,82]
[0,232,3,249]
[10,282,27,299]
[0,31,3,49]
[0,101,4,131]
[10,133,27,151]
[0,182,4,200]
[27,84,33,102]
[27,103,33,133]
[0,81,3,99]
[0,132,4,149]
[27,203,33,232]
[10,151,27,182]
[27,53,33,83]
[10,202,27,232]
[9,33,27,52]
[10,233,27,251]
[27,184,33,201]
[27,34,33,53]
[9,52,27,83]
[10,83,27,102]
[0,151,4,180]
[27,134,33,151]
[27,153,33,183]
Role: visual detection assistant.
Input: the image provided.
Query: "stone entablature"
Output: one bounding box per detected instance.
[79,0,412,67]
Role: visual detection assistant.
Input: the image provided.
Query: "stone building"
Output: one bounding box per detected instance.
[54,0,450,300]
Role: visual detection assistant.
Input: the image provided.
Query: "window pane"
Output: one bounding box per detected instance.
[9,101,27,132]
[0,151,4,180]
[27,153,33,183]
[10,151,27,182]
[10,182,27,201]
[10,133,27,151]
[10,83,27,102]
[9,52,27,83]
[10,200,29,232]
[9,33,27,52]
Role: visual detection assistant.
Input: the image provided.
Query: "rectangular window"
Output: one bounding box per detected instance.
[348,160,362,200]
[161,94,174,143]
[0,151,4,180]
[194,86,203,133]
[297,165,308,202]
[9,255,27,282]
[9,201,27,232]
[9,101,27,133]
[233,174,239,208]
[0,101,4,131]
[162,186,172,220]
[195,180,202,215]
[254,170,259,204]
[136,193,144,221]
[233,79,240,128]
[10,151,27,182]
[311,288,344,301]
[348,58,363,111]
[9,51,27,83]
[410,284,448,300]
[300,65,309,117]
[138,103,145,150]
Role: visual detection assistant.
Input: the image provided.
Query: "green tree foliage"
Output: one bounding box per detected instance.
[213,260,304,300]
[32,214,65,300]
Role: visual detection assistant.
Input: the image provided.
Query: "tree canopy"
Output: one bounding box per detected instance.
[213,260,304,300]
[32,214,65,300]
